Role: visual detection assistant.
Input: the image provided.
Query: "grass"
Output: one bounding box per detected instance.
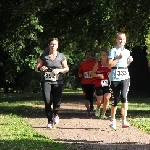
[114,97,150,133]
[63,88,83,94]
[0,114,67,150]
[0,92,150,150]
[127,98,150,133]
[0,93,67,150]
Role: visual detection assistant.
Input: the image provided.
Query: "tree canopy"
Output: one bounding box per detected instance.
[0,0,150,93]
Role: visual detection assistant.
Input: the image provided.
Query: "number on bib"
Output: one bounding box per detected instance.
[115,69,128,78]
[84,72,92,78]
[44,72,56,81]
[101,80,108,87]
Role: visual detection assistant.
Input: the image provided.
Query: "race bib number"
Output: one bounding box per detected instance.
[84,72,92,78]
[115,69,128,78]
[44,72,56,81]
[101,80,108,87]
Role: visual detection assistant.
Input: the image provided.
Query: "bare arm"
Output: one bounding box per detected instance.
[108,53,122,67]
[35,59,44,72]
[79,74,82,77]
[60,59,69,74]
[91,62,104,79]
[127,56,133,66]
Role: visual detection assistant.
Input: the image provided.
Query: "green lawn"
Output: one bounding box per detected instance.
[0,92,150,150]
[0,93,67,150]
[112,97,150,133]
[128,98,150,133]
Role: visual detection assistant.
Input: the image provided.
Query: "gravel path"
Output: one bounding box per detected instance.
[25,94,150,150]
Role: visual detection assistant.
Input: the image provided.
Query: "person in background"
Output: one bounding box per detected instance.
[78,51,96,116]
[108,32,133,129]
[35,38,69,128]
[91,50,111,119]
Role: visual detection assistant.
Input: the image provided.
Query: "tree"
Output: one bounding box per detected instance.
[1,0,150,92]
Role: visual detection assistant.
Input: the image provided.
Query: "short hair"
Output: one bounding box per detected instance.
[48,38,58,44]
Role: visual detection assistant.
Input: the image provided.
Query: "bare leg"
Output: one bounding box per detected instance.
[95,96,103,117]
[111,105,117,119]
[102,93,111,115]
[96,96,103,109]
[121,102,128,121]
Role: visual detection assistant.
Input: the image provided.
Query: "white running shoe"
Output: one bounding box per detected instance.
[122,121,130,128]
[109,119,116,130]
[47,121,53,129]
[53,115,59,124]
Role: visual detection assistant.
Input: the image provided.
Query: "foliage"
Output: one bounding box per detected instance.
[146,29,150,50]
[0,0,150,91]
[0,93,68,150]
[0,114,67,150]
[127,97,150,133]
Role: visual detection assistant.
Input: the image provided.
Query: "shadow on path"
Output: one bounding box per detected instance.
[25,94,150,150]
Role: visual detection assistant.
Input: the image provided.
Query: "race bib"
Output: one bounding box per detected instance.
[101,80,108,87]
[44,72,56,81]
[84,72,92,78]
[115,69,128,78]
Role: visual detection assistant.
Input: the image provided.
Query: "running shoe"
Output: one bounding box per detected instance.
[109,119,116,130]
[122,121,130,128]
[87,110,92,116]
[47,121,53,129]
[53,115,59,124]
[95,108,100,117]
[100,114,108,119]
